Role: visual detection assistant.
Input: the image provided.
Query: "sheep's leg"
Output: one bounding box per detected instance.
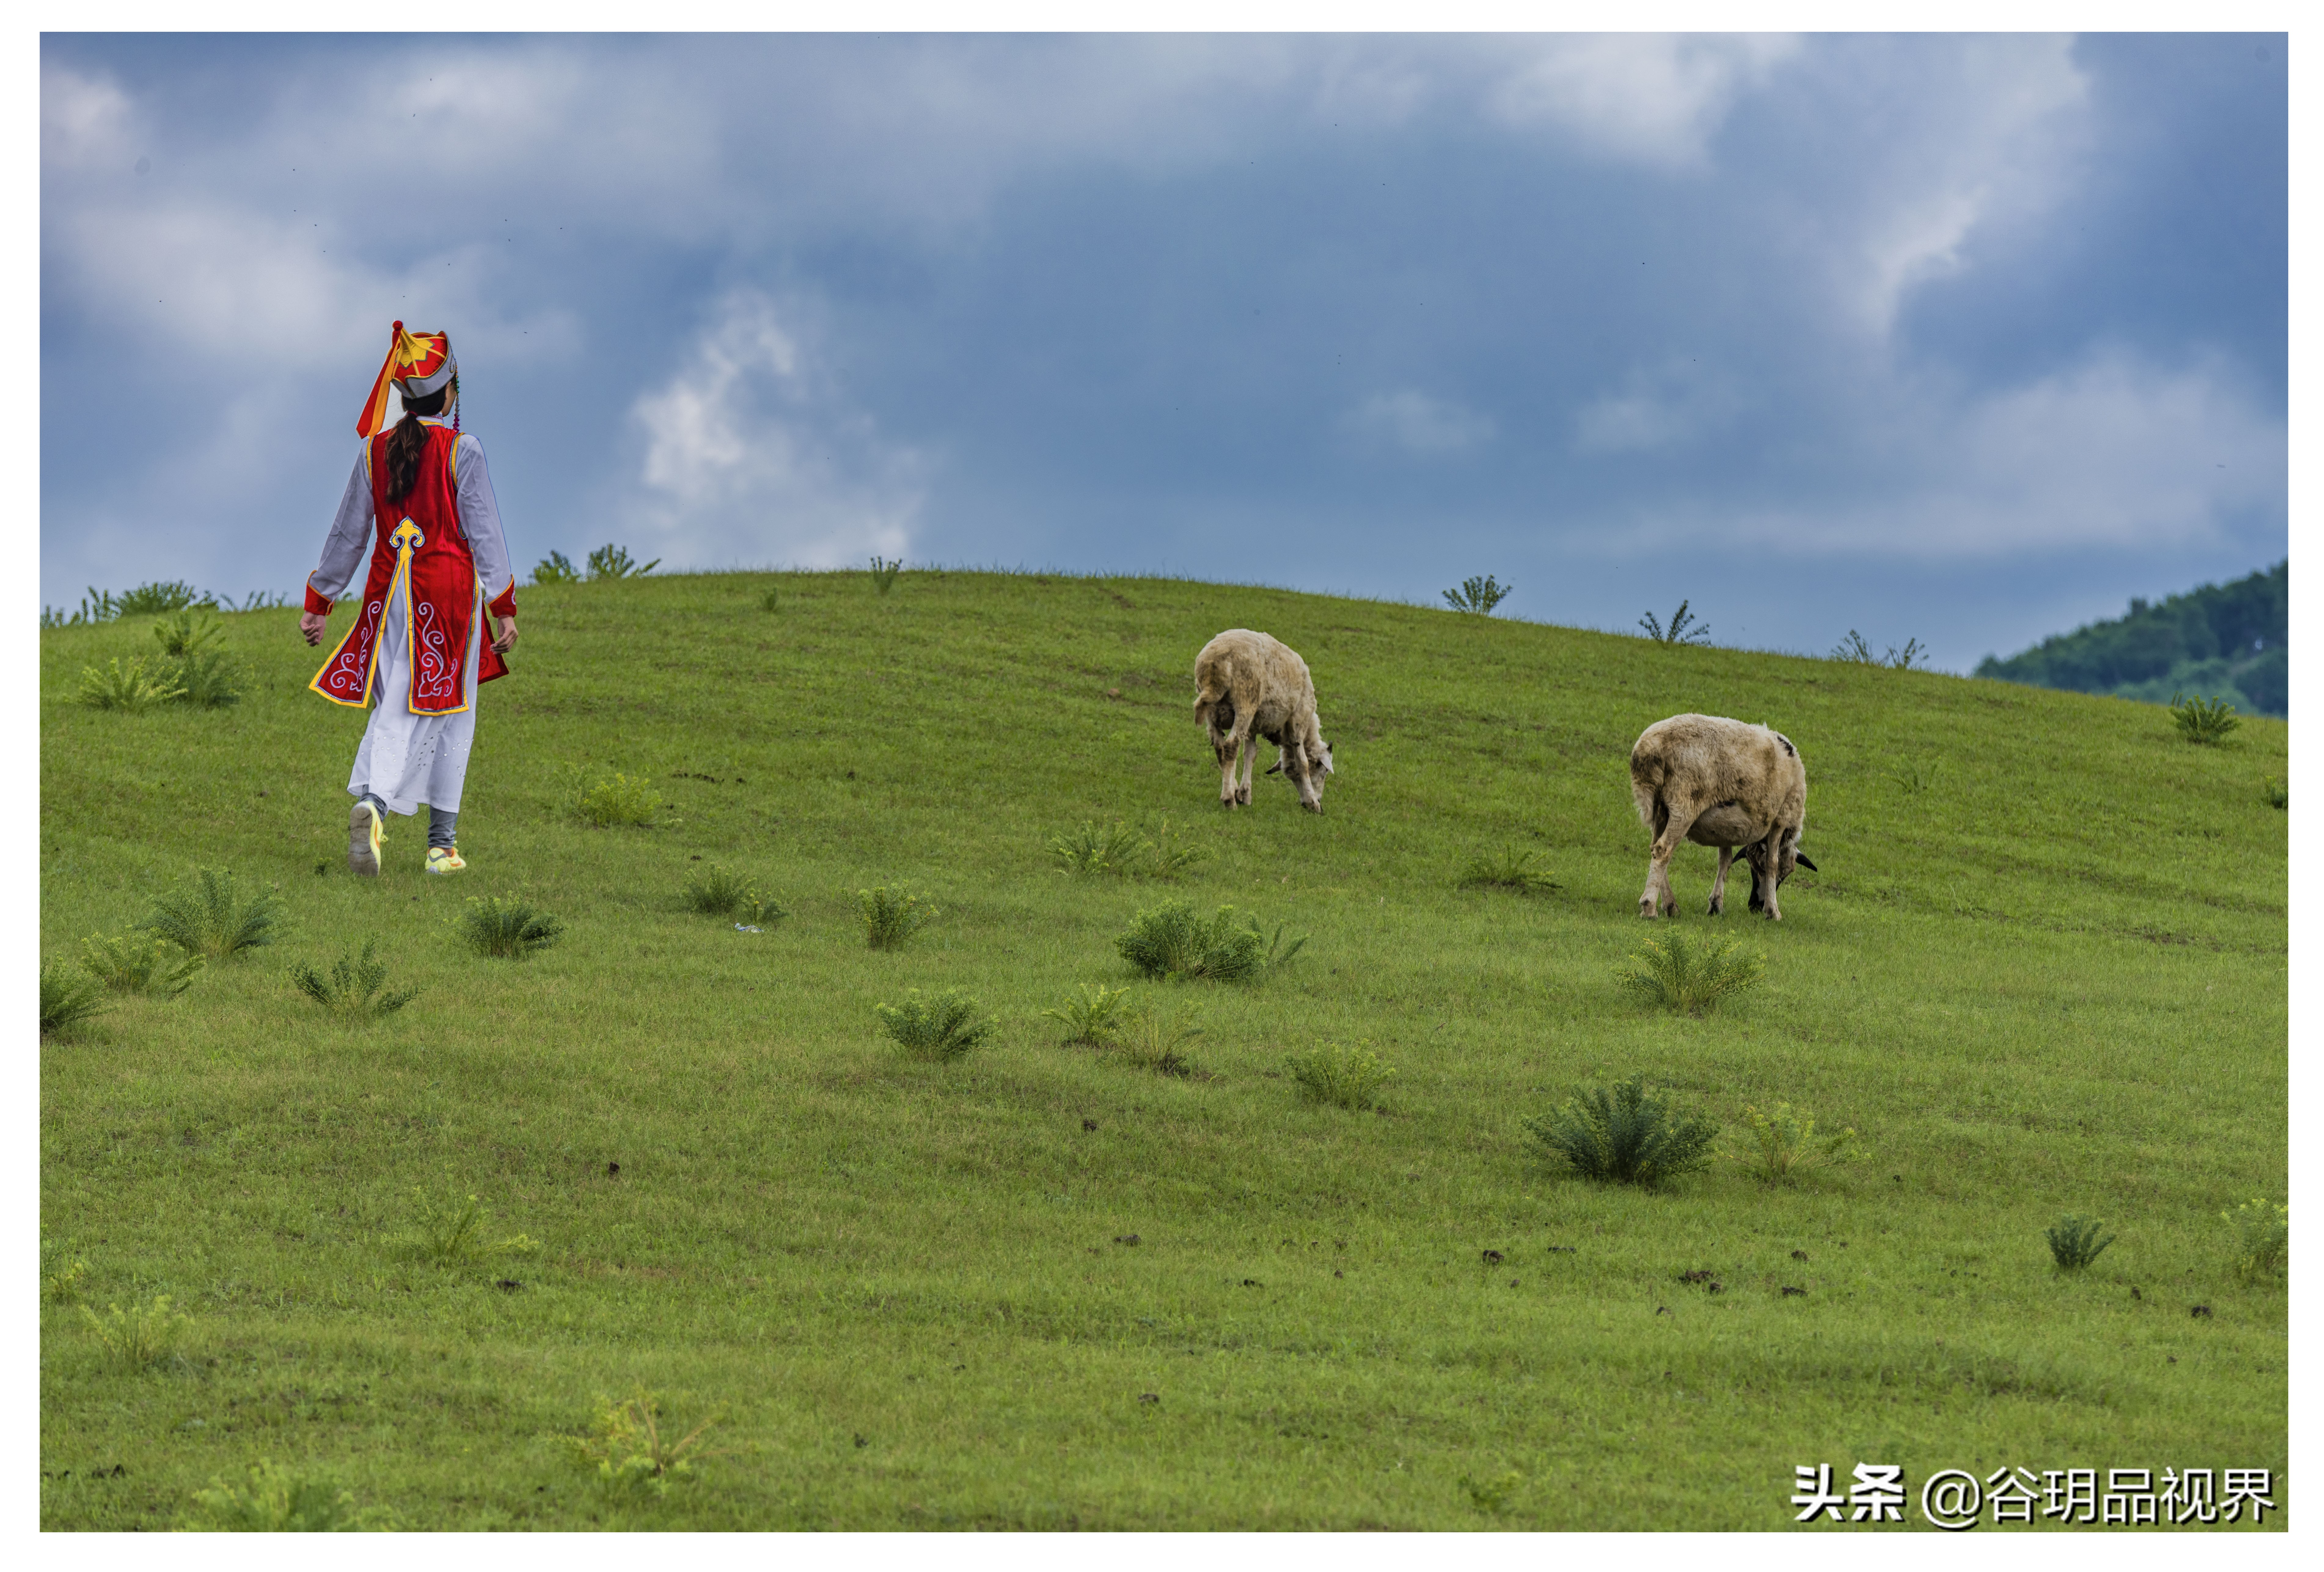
[1759,833,1786,923]
[1640,802,1700,919]
[1708,846,1735,916]
[1236,732,1257,806]
[1216,729,1241,808]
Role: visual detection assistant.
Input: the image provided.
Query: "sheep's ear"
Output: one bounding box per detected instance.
[1792,852,1817,872]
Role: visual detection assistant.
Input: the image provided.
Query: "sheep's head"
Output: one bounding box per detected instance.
[1743,832,1814,912]
[1264,735,1333,812]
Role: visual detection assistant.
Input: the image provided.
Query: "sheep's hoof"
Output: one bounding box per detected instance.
[1638,900,1659,919]
[1707,900,1723,917]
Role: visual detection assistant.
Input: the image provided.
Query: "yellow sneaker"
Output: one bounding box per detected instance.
[348,800,384,877]
[424,846,466,875]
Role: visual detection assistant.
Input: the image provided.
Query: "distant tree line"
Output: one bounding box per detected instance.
[1975,560,2286,718]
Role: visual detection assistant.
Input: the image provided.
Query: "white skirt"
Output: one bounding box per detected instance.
[347,577,482,816]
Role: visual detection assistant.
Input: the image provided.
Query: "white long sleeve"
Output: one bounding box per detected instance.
[307,419,515,605]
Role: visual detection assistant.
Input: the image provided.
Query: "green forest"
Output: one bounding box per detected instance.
[1977,561,2286,718]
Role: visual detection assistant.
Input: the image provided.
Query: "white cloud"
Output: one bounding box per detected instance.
[627,292,922,570]
[1574,358,1746,453]
[1481,35,1799,169]
[1345,390,1496,456]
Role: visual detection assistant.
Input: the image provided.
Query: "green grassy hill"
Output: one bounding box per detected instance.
[40,569,2287,1530]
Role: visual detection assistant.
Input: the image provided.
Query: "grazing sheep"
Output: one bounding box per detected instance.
[1193,629,1335,812]
[1629,713,1817,920]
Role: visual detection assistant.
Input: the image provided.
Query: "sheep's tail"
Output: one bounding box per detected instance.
[1628,741,1666,831]
[1192,654,1233,729]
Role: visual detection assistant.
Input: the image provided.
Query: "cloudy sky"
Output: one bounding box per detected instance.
[40,32,2286,670]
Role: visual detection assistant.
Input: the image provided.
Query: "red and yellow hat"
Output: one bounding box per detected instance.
[355,321,457,438]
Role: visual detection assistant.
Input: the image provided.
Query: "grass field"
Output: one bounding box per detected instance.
[39,568,2287,1530]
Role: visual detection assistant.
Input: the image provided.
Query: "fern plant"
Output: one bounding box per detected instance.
[185,1460,394,1531]
[2169,692,2240,744]
[80,931,203,996]
[1041,983,1135,1046]
[40,966,111,1038]
[858,884,935,949]
[146,868,284,960]
[1830,630,1925,669]
[533,550,581,586]
[587,543,660,580]
[1117,1002,1203,1077]
[562,1387,719,1500]
[408,1184,538,1266]
[1457,847,1560,895]
[457,896,565,960]
[1524,1077,1719,1186]
[2045,1214,2116,1271]
[79,1294,188,1374]
[876,988,997,1061]
[1115,901,1304,982]
[1616,931,1763,1015]
[1737,1102,1868,1183]
[1285,1042,1395,1110]
[681,864,785,925]
[869,554,903,594]
[76,656,185,712]
[1638,601,1711,646]
[573,770,660,827]
[1441,574,1511,615]
[290,941,419,1021]
[1049,820,1152,876]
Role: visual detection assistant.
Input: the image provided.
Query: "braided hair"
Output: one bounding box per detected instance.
[382,375,457,503]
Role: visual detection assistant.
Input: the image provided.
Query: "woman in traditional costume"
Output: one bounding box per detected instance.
[300,323,518,876]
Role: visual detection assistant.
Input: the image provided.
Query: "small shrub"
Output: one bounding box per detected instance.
[43,1244,89,1303]
[1616,931,1764,1015]
[587,543,660,580]
[533,550,581,587]
[1144,818,1211,878]
[1442,574,1511,615]
[76,655,185,712]
[146,868,284,960]
[1737,1102,1868,1183]
[682,864,786,924]
[876,988,997,1061]
[1041,983,1134,1046]
[184,1460,393,1531]
[562,1387,719,1500]
[80,932,203,996]
[1117,1002,1203,1077]
[2222,1198,2287,1281]
[869,554,903,594]
[79,1294,188,1374]
[2262,775,2287,810]
[40,966,111,1038]
[1457,847,1560,895]
[171,645,246,709]
[858,884,935,949]
[574,770,661,828]
[1115,901,1303,982]
[1460,1468,1522,1514]
[1524,1076,1719,1186]
[152,607,219,659]
[1830,630,1925,669]
[408,1185,538,1266]
[115,580,208,616]
[2170,692,2240,744]
[1049,820,1151,876]
[758,586,780,611]
[457,896,565,960]
[1638,600,1710,646]
[290,941,419,1021]
[1286,1041,1395,1110]
[2044,1214,2116,1272]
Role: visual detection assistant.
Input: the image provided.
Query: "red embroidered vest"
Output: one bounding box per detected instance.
[309,422,509,713]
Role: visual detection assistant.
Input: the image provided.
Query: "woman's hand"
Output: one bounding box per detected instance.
[492,616,518,653]
[299,611,330,646]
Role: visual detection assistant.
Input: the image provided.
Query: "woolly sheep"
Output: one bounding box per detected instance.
[1192,629,1335,813]
[1629,713,1817,920]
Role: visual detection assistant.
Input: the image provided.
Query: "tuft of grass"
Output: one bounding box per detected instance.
[869,554,903,594]
[573,770,661,828]
[2222,1198,2286,1281]
[758,586,780,611]
[40,965,112,1038]
[1637,600,1711,646]
[587,543,661,581]
[1460,1468,1523,1514]
[170,644,245,709]
[43,1246,90,1303]
[151,607,219,659]
[2170,692,2240,745]
[1115,901,1304,982]
[876,988,997,1061]
[1050,820,1151,877]
[1616,931,1763,1015]
[79,1294,188,1374]
[562,1387,720,1500]
[184,1460,394,1531]
[1041,983,1135,1046]
[289,941,420,1021]
[79,932,203,996]
[533,550,581,587]
[681,864,786,925]
[76,655,185,712]
[146,868,284,960]
[2044,1215,2116,1272]
[1456,847,1560,895]
[858,884,935,950]
[1737,1102,1869,1183]
[408,1184,539,1267]
[456,896,565,960]
[1441,574,1511,615]
[1144,818,1211,878]
[1286,1041,1395,1110]
[1830,630,1925,669]
[1117,1002,1203,1077]
[2261,775,2287,810]
[115,580,208,616]
[1524,1076,1720,1186]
